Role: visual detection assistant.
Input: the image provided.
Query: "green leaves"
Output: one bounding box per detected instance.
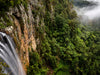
[0,23,6,29]
[27,0,100,75]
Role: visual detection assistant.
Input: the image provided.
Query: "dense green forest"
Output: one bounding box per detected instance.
[0,0,100,75]
[27,0,100,75]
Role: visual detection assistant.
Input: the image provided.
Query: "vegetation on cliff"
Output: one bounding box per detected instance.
[0,0,100,75]
[27,0,100,75]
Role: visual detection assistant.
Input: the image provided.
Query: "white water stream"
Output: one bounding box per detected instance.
[0,32,25,75]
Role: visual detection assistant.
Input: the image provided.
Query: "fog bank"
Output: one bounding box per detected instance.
[75,0,100,20]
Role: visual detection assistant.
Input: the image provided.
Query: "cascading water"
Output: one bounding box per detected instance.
[0,32,25,75]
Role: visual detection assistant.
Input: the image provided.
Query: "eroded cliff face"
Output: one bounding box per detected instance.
[0,0,54,71]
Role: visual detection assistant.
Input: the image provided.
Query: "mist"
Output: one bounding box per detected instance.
[75,0,100,20]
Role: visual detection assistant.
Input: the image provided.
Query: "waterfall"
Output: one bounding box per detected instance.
[0,32,25,75]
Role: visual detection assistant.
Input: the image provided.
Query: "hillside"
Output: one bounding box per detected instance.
[0,0,100,75]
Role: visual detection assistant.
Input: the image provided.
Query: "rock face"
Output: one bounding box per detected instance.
[5,26,14,33]
[0,0,49,71]
[11,3,38,71]
[0,0,54,72]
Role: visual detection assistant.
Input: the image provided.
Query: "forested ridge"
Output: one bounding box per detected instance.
[0,0,100,75]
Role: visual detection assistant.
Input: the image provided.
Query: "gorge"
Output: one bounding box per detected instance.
[0,0,100,75]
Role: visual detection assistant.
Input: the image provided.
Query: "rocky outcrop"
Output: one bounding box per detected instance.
[0,0,54,72]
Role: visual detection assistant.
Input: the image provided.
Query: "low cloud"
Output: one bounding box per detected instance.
[75,0,100,21]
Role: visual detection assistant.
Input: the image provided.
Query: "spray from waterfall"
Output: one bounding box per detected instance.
[0,32,25,75]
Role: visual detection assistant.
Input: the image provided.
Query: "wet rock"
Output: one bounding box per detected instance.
[5,26,13,34]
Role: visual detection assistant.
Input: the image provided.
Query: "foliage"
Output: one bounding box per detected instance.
[0,0,100,75]
[0,0,21,12]
[27,0,100,75]
[27,52,42,75]
[0,59,9,75]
